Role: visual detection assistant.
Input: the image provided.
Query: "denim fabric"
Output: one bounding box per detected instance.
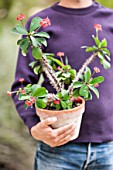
[34,141,113,170]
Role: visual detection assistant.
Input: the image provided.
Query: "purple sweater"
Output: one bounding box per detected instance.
[11,1,113,142]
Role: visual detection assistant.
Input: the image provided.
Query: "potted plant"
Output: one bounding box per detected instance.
[7,14,111,140]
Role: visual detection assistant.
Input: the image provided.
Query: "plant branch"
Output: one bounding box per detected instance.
[41,54,63,92]
[68,52,98,94]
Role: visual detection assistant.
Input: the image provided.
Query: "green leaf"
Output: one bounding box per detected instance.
[72,89,80,97]
[24,104,28,110]
[88,85,99,98]
[36,99,46,108]
[105,55,111,62]
[86,91,92,100]
[65,56,69,65]
[34,31,50,38]
[56,92,62,99]
[90,76,104,84]
[69,69,76,79]
[73,81,84,88]
[44,53,55,57]
[81,46,87,49]
[22,50,27,56]
[100,38,107,48]
[61,101,67,109]
[47,56,64,67]
[26,84,32,88]
[17,38,29,51]
[32,47,42,60]
[62,93,70,101]
[86,47,96,52]
[31,84,40,93]
[102,48,110,56]
[98,52,104,59]
[64,78,70,84]
[37,38,47,47]
[18,94,30,100]
[34,66,40,75]
[29,61,37,68]
[92,35,101,47]
[63,65,71,70]
[16,25,28,35]
[101,58,111,69]
[62,72,71,78]
[84,67,91,83]
[30,36,38,47]
[61,89,67,96]
[12,27,21,34]
[32,87,47,97]
[79,85,88,97]
[30,17,42,32]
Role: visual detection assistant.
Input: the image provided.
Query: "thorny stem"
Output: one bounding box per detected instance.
[41,53,63,92]
[68,52,98,95]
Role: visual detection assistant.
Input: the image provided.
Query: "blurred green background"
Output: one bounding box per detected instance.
[0,0,113,169]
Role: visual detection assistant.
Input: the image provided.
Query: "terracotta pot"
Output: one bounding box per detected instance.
[35,97,85,140]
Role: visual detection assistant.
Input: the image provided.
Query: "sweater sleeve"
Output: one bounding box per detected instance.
[11,17,42,131]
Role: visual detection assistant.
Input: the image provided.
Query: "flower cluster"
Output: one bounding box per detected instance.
[16,14,26,21]
[7,14,111,110]
[94,23,102,31]
[40,17,51,28]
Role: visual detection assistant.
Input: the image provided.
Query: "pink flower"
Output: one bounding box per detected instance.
[21,89,26,94]
[57,66,61,71]
[94,67,100,73]
[94,24,102,31]
[54,100,61,105]
[40,17,51,28]
[7,91,11,97]
[25,100,32,106]
[57,52,65,57]
[16,14,26,21]
[30,97,36,104]
[74,98,82,103]
[94,83,99,88]
[19,78,24,83]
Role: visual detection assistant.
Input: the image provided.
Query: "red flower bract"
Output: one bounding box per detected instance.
[7,91,11,97]
[94,83,99,88]
[94,67,100,73]
[57,52,65,57]
[25,100,32,106]
[16,14,26,21]
[40,17,51,28]
[57,66,62,71]
[94,24,102,31]
[74,98,82,103]
[54,100,61,105]
[30,97,36,104]
[19,78,25,83]
[21,89,26,94]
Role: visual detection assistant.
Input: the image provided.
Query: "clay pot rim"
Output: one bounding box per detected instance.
[35,97,85,114]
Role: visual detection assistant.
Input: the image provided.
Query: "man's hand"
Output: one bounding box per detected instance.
[31,117,75,147]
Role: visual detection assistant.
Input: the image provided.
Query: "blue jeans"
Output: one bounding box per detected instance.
[34,141,113,170]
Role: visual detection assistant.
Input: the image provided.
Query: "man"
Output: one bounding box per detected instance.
[12,0,113,169]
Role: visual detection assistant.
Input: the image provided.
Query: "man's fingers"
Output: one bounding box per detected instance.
[54,126,75,141]
[40,117,57,127]
[53,123,75,136]
[57,130,75,146]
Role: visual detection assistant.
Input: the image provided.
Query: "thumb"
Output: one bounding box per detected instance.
[41,117,57,127]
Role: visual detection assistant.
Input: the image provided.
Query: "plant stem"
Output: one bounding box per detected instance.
[68,52,98,95]
[41,54,63,92]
